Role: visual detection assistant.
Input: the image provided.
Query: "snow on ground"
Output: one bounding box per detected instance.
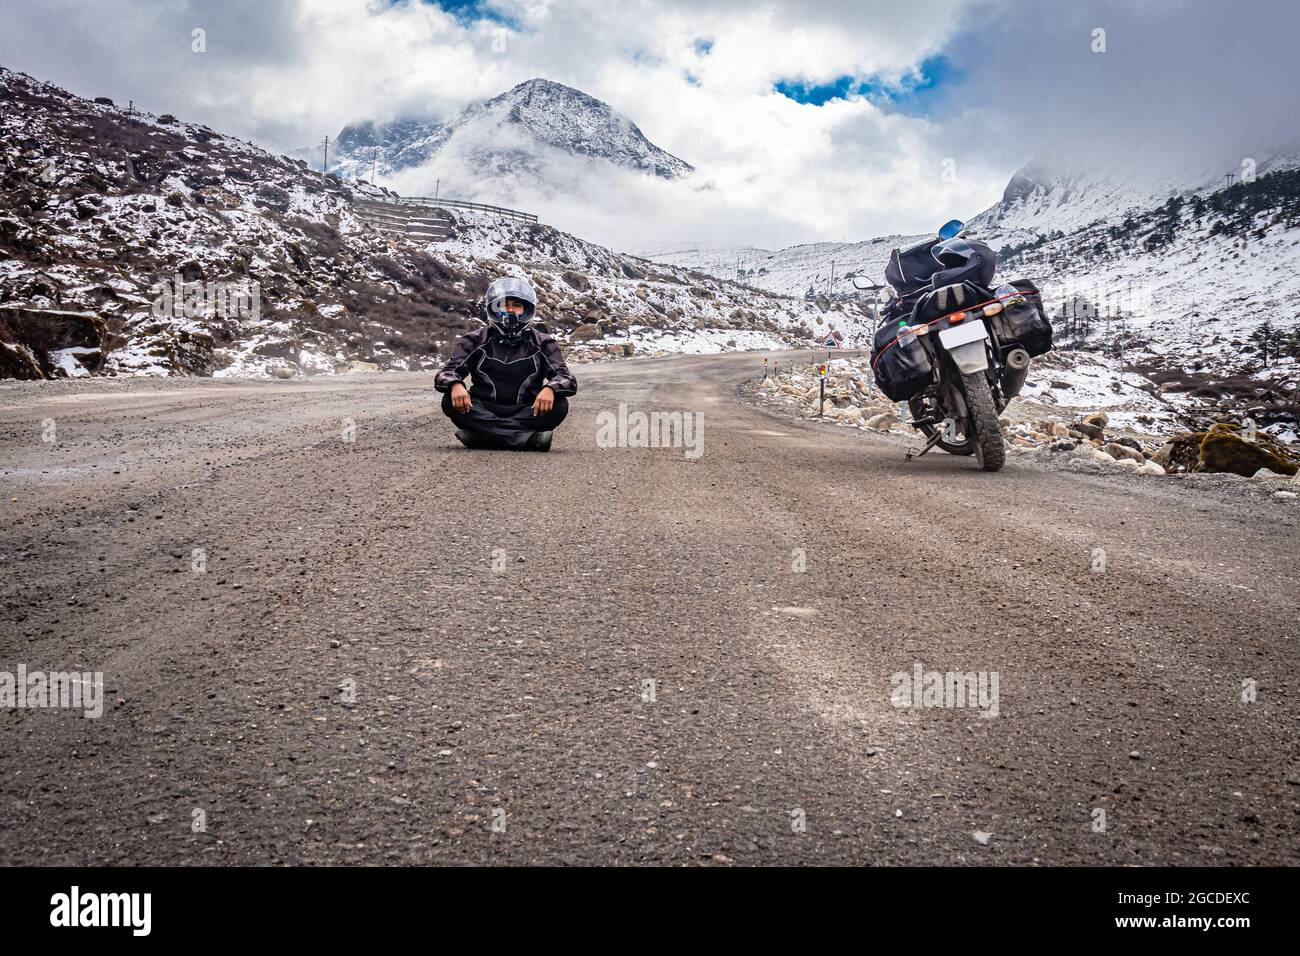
[1013,350,1184,433]
[49,347,97,378]
[642,234,923,299]
[619,327,790,354]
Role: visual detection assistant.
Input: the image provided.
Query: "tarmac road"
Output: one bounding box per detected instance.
[1,350,1296,865]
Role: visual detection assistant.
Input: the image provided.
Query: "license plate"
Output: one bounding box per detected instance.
[938,321,988,349]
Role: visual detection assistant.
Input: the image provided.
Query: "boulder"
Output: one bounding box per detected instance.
[1084,411,1109,429]
[0,341,44,379]
[1075,421,1104,442]
[1102,442,1144,464]
[1137,461,1167,476]
[561,271,589,292]
[866,412,899,431]
[1151,425,1299,477]
[1198,424,1299,477]
[570,323,602,342]
[0,307,107,379]
[253,338,301,359]
[1150,441,1178,469]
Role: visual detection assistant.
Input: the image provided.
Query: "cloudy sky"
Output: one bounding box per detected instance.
[2,0,1297,251]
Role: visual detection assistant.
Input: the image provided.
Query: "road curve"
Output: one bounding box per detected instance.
[1,350,1296,865]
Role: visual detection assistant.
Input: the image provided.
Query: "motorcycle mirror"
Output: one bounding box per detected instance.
[938,219,964,240]
[851,275,882,291]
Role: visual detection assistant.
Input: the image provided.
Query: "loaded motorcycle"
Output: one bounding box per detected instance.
[855,219,1054,472]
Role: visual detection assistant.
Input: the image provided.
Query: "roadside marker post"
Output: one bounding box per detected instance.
[818,363,827,417]
[764,357,768,379]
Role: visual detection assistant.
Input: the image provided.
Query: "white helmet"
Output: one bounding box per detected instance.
[485,275,537,343]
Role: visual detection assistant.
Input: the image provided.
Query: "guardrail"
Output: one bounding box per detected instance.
[352,197,452,240]
[361,194,538,223]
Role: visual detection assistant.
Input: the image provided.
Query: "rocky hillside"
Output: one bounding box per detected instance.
[0,65,859,380]
[983,162,1300,439]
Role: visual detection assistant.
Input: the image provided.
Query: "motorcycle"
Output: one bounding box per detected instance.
[856,219,1053,472]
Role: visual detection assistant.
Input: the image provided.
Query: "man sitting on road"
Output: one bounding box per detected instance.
[435,275,577,452]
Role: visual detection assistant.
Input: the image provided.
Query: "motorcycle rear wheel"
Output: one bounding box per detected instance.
[957,372,1006,472]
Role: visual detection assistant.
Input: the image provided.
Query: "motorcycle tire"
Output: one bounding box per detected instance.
[957,371,1006,472]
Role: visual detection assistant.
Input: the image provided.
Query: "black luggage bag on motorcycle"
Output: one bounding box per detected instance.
[885,237,942,297]
[990,279,1053,358]
[870,318,933,402]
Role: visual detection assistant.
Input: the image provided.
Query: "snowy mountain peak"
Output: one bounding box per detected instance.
[971,148,1300,242]
[334,78,693,183]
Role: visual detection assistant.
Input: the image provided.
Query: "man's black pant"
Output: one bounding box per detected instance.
[441,390,569,449]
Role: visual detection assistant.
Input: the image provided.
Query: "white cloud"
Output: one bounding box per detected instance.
[7,0,1288,252]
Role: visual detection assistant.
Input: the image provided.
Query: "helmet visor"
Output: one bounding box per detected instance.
[932,237,975,267]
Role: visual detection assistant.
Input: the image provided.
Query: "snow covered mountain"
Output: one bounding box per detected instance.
[0,66,861,380]
[333,78,694,187]
[646,152,1300,436]
[968,149,1300,246]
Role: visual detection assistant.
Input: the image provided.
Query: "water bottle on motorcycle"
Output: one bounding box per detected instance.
[896,319,923,361]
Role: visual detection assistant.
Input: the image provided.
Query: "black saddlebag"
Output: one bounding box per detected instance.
[871,320,933,402]
[990,279,1053,357]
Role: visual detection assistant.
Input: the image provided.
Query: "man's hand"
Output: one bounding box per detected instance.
[450,382,472,413]
[532,386,555,416]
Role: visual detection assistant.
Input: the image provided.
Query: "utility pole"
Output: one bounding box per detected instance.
[370,148,378,184]
[434,178,441,201]
[1223,172,1233,190]
[321,135,330,174]
[828,259,835,296]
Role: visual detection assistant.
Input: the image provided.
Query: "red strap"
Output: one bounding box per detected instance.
[870,289,1041,372]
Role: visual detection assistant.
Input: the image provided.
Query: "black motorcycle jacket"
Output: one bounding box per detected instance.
[434,326,578,406]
